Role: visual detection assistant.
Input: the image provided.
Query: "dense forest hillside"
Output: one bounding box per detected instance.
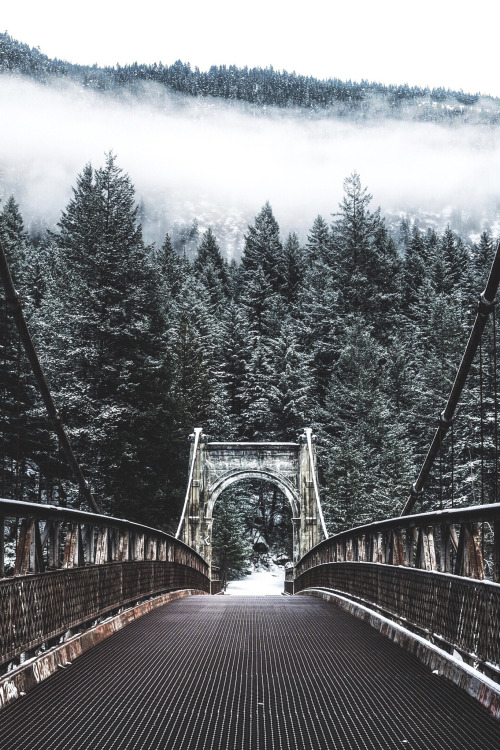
[1,156,498,571]
[0,32,498,124]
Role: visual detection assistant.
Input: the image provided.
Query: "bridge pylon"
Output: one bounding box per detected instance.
[176,428,328,567]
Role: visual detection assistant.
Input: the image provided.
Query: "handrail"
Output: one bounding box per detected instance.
[296,501,500,581]
[0,497,212,664]
[292,502,500,679]
[175,427,202,539]
[304,501,500,553]
[0,498,203,558]
[0,497,209,580]
[304,428,328,539]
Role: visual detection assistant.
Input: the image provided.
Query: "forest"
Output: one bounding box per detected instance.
[0,32,497,125]
[1,152,498,576]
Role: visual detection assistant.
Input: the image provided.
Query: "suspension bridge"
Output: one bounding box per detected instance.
[1,236,500,749]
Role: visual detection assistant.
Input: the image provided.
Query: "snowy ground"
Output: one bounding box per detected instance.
[226,565,285,596]
[225,562,285,596]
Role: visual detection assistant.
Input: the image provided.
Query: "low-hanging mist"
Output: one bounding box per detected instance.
[1,72,499,254]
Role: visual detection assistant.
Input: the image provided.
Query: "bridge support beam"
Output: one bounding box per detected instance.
[298,435,320,558]
[182,433,208,563]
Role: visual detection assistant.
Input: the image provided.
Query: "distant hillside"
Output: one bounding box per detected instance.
[1,32,499,124]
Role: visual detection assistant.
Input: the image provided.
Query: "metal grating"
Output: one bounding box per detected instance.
[1,596,500,749]
[294,562,500,670]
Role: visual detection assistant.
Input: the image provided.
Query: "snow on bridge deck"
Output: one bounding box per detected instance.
[1,595,499,749]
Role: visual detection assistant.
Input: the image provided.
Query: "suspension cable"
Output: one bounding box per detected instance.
[176,427,202,540]
[0,236,102,514]
[15,325,20,500]
[494,307,499,501]
[401,240,500,515]
[451,420,455,508]
[1,298,7,496]
[480,339,484,505]
[305,428,328,539]
[439,422,443,510]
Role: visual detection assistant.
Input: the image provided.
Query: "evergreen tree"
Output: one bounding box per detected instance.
[156,232,184,301]
[212,491,251,588]
[267,321,314,440]
[472,231,495,289]
[219,302,250,437]
[322,322,413,529]
[299,216,339,409]
[240,263,278,337]
[241,202,283,296]
[280,232,304,308]
[193,228,229,310]
[239,337,275,439]
[36,154,170,520]
[439,226,471,295]
[0,197,45,501]
[332,172,401,334]
[402,225,427,313]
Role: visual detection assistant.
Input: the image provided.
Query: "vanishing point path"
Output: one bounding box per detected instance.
[1,595,499,749]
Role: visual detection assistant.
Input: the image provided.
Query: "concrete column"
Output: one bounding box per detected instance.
[298,432,319,558]
[183,431,207,560]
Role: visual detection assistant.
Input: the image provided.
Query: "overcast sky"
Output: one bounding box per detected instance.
[3,1,500,97]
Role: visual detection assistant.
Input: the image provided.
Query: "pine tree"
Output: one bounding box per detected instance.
[36,154,170,520]
[156,232,184,301]
[219,302,250,437]
[0,197,44,502]
[472,231,495,289]
[321,322,412,529]
[239,336,275,440]
[298,216,339,409]
[402,225,427,313]
[212,491,251,588]
[439,226,471,295]
[193,228,229,310]
[267,320,313,440]
[280,232,304,308]
[332,172,400,333]
[241,202,283,296]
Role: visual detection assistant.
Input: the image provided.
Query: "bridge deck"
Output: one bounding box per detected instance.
[1,595,499,749]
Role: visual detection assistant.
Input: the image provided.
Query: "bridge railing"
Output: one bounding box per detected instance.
[0,499,211,669]
[292,503,500,681]
[210,565,223,595]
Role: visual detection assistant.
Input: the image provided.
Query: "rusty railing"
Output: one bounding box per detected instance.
[0,499,210,667]
[210,565,223,595]
[284,566,294,595]
[292,503,500,680]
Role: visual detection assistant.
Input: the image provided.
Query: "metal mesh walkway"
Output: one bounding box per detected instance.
[1,595,499,749]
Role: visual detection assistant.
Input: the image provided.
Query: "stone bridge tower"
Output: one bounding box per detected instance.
[176,428,328,566]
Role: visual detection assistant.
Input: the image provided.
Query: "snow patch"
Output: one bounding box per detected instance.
[225,561,284,596]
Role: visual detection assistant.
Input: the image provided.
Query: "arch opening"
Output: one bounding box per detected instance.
[211,475,294,592]
[208,469,300,518]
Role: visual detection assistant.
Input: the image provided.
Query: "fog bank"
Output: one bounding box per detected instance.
[1,74,499,254]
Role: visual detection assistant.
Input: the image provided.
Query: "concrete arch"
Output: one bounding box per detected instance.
[178,430,327,565]
[207,470,300,519]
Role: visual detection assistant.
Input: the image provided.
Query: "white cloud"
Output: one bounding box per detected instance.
[1,73,499,253]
